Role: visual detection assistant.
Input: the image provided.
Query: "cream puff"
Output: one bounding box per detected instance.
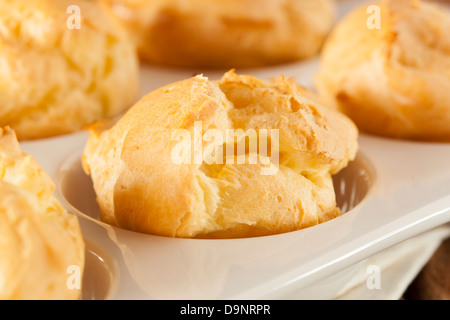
[82,71,358,239]
[99,0,336,68]
[0,0,140,140]
[0,127,85,299]
[315,0,450,141]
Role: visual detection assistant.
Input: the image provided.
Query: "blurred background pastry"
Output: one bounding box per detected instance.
[0,0,140,140]
[82,71,358,239]
[0,127,85,300]
[99,0,336,69]
[315,0,450,142]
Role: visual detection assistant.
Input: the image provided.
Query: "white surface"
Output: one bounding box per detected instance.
[334,223,450,300]
[18,0,450,300]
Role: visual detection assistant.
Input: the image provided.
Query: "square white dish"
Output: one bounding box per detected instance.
[18,0,450,300]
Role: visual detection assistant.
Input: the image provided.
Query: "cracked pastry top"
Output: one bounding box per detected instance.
[0,127,85,300]
[0,0,139,140]
[82,71,358,239]
[315,0,450,142]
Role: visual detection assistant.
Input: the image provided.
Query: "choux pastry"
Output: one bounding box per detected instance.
[315,0,450,141]
[0,127,85,299]
[82,71,358,239]
[99,0,336,68]
[0,0,139,140]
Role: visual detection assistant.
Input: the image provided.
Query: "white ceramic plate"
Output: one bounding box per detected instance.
[19,0,450,300]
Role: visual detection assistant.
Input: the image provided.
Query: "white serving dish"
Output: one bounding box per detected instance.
[19,0,450,300]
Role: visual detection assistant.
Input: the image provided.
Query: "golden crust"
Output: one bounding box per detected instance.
[315,0,450,141]
[0,0,139,140]
[0,127,85,300]
[99,0,336,68]
[82,71,358,239]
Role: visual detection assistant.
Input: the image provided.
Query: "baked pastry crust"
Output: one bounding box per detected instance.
[99,0,336,68]
[0,127,85,299]
[315,0,450,141]
[82,71,358,239]
[0,0,139,140]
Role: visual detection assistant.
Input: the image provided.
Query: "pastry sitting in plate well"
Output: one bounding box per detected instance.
[99,0,336,68]
[82,71,358,239]
[315,0,450,142]
[0,0,139,140]
[0,127,85,300]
